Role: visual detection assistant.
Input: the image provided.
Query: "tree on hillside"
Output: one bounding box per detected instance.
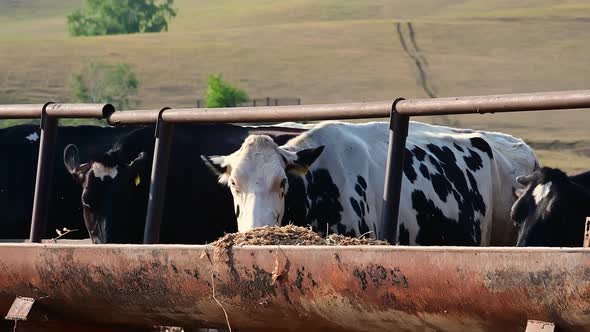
[205,74,249,108]
[71,62,139,110]
[67,0,177,36]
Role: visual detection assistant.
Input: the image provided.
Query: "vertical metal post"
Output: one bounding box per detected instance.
[380,98,409,244]
[143,107,175,244]
[29,102,58,243]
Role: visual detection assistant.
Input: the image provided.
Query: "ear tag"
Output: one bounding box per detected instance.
[298,165,310,175]
[135,174,141,187]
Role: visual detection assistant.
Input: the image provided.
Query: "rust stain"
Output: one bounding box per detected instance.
[0,245,588,331]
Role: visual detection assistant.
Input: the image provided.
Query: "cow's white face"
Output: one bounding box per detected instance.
[202,135,324,232]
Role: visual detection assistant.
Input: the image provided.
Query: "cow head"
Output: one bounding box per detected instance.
[511,167,567,246]
[201,135,324,232]
[64,144,148,244]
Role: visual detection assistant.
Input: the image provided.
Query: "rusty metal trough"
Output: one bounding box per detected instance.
[0,244,589,331]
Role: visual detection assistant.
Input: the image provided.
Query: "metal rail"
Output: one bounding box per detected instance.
[1,90,589,244]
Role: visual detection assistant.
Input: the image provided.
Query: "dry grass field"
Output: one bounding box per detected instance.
[0,0,588,173]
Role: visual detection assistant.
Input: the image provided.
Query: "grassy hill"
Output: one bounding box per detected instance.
[0,0,589,172]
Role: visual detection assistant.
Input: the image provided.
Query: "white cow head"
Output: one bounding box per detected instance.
[201,135,324,232]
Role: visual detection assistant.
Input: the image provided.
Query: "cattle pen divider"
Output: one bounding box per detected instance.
[1,90,590,331]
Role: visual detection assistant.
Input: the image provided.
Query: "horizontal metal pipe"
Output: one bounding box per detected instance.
[107,101,393,124]
[2,90,590,123]
[396,89,590,116]
[0,104,45,119]
[0,103,113,119]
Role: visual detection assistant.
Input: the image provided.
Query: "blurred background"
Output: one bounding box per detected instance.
[0,0,588,173]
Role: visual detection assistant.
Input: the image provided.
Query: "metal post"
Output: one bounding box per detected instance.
[29,102,58,243]
[143,107,175,244]
[380,98,409,244]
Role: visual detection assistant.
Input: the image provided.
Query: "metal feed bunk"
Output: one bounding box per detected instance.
[0,91,589,331]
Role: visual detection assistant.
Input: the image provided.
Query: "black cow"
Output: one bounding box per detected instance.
[511,167,590,247]
[0,124,136,240]
[63,123,305,244]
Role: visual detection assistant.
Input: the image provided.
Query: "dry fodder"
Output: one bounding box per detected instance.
[211,225,389,248]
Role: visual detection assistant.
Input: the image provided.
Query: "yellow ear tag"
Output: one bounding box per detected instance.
[298,165,309,175]
[135,174,141,187]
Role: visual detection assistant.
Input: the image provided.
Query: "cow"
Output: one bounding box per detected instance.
[0,124,136,240]
[511,167,590,247]
[202,120,539,246]
[63,123,305,244]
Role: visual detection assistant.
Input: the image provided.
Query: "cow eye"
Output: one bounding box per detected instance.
[280,178,287,189]
[230,179,240,193]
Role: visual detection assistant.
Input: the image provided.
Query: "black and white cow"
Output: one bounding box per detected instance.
[202,121,539,246]
[511,167,590,247]
[64,123,305,244]
[0,124,135,240]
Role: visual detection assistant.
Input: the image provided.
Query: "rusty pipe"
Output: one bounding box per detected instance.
[395,90,590,116]
[0,104,113,119]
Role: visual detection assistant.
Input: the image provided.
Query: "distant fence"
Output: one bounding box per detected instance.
[196,97,301,108]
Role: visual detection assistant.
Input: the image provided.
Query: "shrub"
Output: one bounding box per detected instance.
[67,0,177,36]
[205,74,249,108]
[71,62,139,110]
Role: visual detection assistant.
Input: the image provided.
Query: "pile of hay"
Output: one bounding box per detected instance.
[212,225,389,248]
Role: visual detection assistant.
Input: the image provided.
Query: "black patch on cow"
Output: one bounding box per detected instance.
[284,174,310,226]
[411,143,487,246]
[284,169,345,236]
[470,137,493,159]
[453,143,464,152]
[355,184,363,197]
[398,223,410,245]
[403,147,417,183]
[412,146,426,162]
[357,176,367,190]
[463,148,483,171]
[412,190,480,245]
[419,164,430,180]
[350,198,362,218]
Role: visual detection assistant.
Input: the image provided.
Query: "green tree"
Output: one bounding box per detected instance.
[71,62,139,110]
[205,74,249,108]
[67,0,177,36]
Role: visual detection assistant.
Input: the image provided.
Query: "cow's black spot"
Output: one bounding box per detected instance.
[453,143,464,152]
[411,190,480,246]
[413,143,486,246]
[463,148,483,171]
[399,223,410,245]
[403,147,417,183]
[470,137,493,159]
[288,168,345,236]
[350,197,362,218]
[358,218,370,235]
[283,174,310,226]
[419,164,430,180]
[355,184,363,196]
[357,176,367,190]
[360,200,365,217]
[412,146,426,162]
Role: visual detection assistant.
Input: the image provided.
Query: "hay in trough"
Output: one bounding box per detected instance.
[211,225,389,248]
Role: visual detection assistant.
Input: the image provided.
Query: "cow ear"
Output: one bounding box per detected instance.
[64,144,91,183]
[201,155,230,184]
[286,146,325,175]
[515,188,526,198]
[517,174,534,186]
[64,144,81,175]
